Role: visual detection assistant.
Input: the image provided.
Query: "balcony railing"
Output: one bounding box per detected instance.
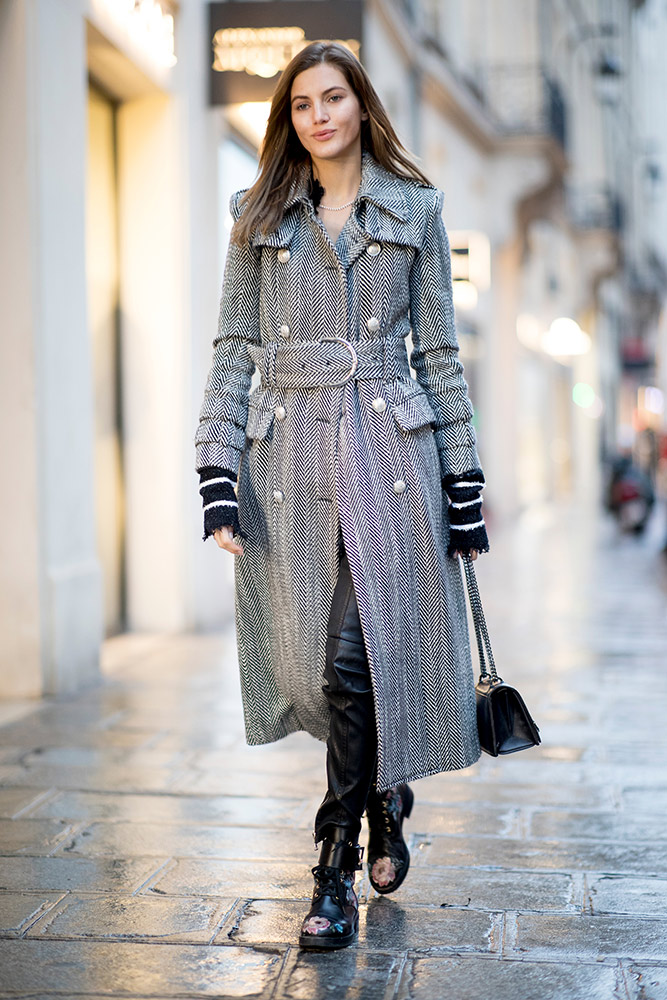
[567,185,625,232]
[477,65,567,150]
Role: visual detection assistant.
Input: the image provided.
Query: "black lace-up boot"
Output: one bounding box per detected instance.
[299,831,363,950]
[365,783,414,894]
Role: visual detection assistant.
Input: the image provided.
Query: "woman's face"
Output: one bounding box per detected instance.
[290,62,368,162]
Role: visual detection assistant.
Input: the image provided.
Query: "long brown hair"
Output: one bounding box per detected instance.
[232,41,432,245]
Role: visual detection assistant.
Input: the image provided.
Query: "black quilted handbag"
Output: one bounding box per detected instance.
[461,555,541,756]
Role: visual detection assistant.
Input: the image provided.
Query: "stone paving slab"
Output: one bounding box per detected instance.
[351,776,617,808]
[368,865,576,911]
[415,832,667,876]
[395,956,626,1000]
[399,802,522,837]
[588,875,667,916]
[17,746,192,770]
[622,787,667,812]
[0,818,75,855]
[0,724,158,749]
[222,897,500,954]
[0,764,182,794]
[0,939,283,996]
[25,893,236,943]
[274,949,401,1000]
[528,809,667,842]
[0,857,167,893]
[509,912,666,962]
[0,893,64,935]
[0,788,53,819]
[25,790,310,827]
[170,768,326,798]
[144,858,315,899]
[54,822,314,861]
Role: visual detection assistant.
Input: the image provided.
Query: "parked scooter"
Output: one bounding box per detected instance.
[606,453,655,534]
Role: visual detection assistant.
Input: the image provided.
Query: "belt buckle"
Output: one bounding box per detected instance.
[321,336,359,386]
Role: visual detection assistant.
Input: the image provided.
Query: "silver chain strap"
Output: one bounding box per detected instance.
[461,554,501,683]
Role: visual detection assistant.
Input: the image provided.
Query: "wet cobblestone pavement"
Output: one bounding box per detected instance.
[1,500,666,999]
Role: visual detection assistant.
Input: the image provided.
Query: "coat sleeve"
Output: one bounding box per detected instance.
[194,190,260,479]
[408,187,481,478]
[408,188,490,555]
[194,191,259,540]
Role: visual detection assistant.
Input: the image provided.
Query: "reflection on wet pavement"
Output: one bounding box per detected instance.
[0,502,666,998]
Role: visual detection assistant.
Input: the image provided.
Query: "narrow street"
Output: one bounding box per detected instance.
[1,499,666,1000]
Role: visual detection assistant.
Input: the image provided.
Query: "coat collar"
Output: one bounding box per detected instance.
[283,149,410,223]
[252,151,423,264]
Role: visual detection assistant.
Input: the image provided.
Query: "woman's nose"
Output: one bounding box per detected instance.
[313,103,329,124]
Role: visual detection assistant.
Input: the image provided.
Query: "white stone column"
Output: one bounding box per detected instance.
[0,0,102,697]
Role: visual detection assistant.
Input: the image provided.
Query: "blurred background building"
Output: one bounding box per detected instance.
[1,0,666,701]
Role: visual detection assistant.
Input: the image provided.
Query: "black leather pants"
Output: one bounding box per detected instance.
[314,535,378,845]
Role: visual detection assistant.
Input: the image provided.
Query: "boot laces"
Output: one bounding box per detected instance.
[312,864,351,901]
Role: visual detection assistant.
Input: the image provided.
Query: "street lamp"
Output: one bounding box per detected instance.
[541,317,591,358]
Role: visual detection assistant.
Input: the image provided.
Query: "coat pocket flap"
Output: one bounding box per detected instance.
[391,390,437,431]
[246,404,275,440]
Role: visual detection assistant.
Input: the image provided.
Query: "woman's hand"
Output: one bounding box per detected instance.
[451,549,479,560]
[213,526,244,556]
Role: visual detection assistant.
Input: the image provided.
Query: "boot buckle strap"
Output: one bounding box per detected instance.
[319,839,364,871]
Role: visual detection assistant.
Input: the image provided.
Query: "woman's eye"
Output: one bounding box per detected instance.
[329,94,342,102]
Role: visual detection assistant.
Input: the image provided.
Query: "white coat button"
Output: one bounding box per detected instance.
[372,397,386,413]
[367,242,381,256]
[366,316,380,332]
[393,479,407,494]
[273,489,285,503]
[279,323,290,338]
[275,405,286,420]
[277,248,290,262]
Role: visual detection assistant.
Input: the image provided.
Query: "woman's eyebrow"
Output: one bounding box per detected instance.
[291,86,347,104]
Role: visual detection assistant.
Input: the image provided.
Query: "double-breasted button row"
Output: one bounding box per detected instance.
[279,243,380,262]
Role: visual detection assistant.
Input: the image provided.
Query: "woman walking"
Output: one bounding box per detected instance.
[194,41,489,950]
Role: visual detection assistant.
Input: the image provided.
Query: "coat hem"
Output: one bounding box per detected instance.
[374,744,482,794]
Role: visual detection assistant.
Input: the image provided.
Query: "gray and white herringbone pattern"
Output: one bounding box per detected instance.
[195,151,483,791]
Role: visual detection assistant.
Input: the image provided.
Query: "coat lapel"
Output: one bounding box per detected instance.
[335,152,422,270]
[273,151,422,269]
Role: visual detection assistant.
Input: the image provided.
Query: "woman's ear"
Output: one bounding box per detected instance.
[361,107,370,121]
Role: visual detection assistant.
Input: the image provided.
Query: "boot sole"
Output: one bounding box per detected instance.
[298,926,358,950]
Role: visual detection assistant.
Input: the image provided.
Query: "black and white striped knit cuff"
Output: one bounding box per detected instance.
[199,466,241,541]
[441,467,490,557]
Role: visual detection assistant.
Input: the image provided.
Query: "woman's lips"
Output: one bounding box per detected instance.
[313,130,335,140]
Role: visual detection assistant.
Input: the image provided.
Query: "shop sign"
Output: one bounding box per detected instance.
[208,1,363,104]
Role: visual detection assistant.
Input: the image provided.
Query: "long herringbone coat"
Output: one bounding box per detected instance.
[195,150,483,790]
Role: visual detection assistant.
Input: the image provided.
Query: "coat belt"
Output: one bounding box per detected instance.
[248,337,411,390]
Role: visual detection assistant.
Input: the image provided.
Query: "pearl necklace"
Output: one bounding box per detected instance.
[318,198,355,211]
